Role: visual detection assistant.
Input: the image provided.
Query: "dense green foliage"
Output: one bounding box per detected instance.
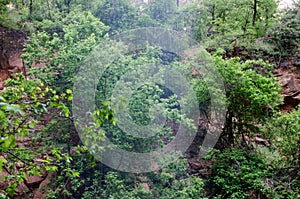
[267,2,300,56]
[203,0,278,48]
[213,52,282,145]
[0,0,299,198]
[208,148,268,199]
[0,74,72,197]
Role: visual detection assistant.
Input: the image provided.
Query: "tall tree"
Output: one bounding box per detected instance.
[252,0,257,26]
[203,0,277,38]
[94,0,138,34]
[29,0,33,15]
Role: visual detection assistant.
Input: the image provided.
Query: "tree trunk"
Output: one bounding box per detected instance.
[29,0,33,16]
[252,0,257,27]
[22,59,27,78]
[212,5,215,21]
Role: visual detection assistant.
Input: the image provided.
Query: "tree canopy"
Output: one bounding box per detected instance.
[0,0,299,198]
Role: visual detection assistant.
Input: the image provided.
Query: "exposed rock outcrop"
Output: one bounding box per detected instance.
[0,25,26,88]
[275,67,300,112]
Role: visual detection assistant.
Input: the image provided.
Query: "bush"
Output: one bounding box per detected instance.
[208,148,268,199]
[262,106,300,170]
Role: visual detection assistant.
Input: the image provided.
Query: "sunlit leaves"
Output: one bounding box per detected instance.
[22,9,108,88]
[262,107,300,168]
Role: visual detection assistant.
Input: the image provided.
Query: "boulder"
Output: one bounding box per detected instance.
[277,72,300,112]
[16,162,25,169]
[25,174,44,187]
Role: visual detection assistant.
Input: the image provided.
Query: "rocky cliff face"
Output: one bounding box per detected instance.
[275,66,300,113]
[0,25,26,89]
